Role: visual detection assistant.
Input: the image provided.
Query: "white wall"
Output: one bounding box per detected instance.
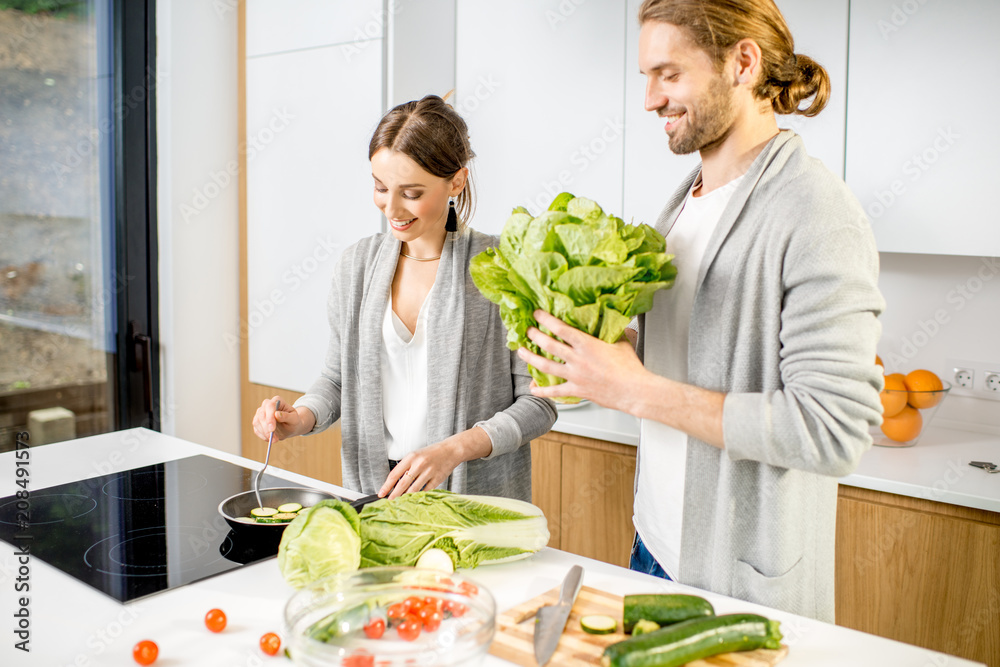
[877,253,1000,434]
[156,0,241,453]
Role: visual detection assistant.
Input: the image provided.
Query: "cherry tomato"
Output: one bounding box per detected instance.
[363,617,386,639]
[387,602,408,621]
[404,596,424,613]
[422,610,443,632]
[204,608,227,633]
[422,596,442,612]
[132,640,158,665]
[449,602,467,618]
[397,617,421,642]
[459,581,478,596]
[259,632,281,656]
[343,651,375,667]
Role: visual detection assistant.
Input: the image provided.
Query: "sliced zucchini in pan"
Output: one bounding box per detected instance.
[250,506,278,517]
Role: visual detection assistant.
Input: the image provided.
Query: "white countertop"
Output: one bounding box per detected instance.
[0,429,984,667]
[553,403,1000,514]
[552,401,642,446]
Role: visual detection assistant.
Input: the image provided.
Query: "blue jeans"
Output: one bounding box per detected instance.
[629,534,672,580]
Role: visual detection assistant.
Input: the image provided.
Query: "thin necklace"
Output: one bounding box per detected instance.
[400,251,441,262]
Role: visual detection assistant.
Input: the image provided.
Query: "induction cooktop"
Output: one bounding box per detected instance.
[0,455,307,602]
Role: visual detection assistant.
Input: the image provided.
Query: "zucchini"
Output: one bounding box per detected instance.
[602,613,782,667]
[622,594,714,633]
[255,515,289,524]
[250,506,278,517]
[277,502,303,513]
[272,512,299,521]
[631,619,660,636]
[580,615,618,635]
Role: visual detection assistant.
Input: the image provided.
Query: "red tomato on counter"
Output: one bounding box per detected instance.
[204,608,227,633]
[132,640,158,665]
[259,632,281,656]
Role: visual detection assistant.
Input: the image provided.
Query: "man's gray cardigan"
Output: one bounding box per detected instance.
[295,228,557,502]
[638,131,885,622]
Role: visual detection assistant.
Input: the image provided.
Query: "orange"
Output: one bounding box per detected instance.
[880,373,908,418]
[904,369,944,409]
[875,354,884,370]
[881,404,923,443]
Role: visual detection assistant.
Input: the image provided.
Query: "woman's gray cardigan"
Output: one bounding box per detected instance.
[637,131,885,622]
[294,228,557,502]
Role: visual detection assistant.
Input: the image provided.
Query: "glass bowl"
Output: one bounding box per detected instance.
[872,381,951,447]
[284,567,495,666]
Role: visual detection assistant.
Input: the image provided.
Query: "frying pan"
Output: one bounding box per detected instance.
[219,487,383,539]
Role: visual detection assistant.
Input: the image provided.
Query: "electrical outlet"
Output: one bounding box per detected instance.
[946,358,1000,401]
[953,367,975,389]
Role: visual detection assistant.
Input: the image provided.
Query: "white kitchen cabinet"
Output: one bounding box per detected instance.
[622,0,699,229]
[245,11,383,392]
[455,0,627,235]
[245,0,383,58]
[845,0,1000,256]
[774,0,848,178]
[622,0,848,230]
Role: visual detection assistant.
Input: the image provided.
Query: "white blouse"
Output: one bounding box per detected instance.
[380,288,432,461]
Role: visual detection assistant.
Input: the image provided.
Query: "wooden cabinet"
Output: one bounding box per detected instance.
[836,484,1000,667]
[845,0,1000,256]
[532,432,637,568]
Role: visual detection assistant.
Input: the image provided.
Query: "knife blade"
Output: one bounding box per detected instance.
[533,564,584,666]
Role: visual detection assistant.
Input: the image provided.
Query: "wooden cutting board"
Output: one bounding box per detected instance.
[489,586,789,667]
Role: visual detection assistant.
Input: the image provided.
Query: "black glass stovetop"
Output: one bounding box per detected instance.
[0,455,303,603]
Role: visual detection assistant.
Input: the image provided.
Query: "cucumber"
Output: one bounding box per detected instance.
[631,619,660,636]
[622,594,714,633]
[277,502,303,513]
[602,613,782,667]
[250,506,278,517]
[581,615,618,635]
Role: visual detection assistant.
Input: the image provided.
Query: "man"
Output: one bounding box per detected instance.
[519,0,884,622]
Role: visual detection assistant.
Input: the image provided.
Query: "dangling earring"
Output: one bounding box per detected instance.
[445,198,458,232]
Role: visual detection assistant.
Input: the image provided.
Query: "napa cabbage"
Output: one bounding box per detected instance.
[358,491,550,569]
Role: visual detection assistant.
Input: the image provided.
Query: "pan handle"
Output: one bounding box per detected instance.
[350,494,382,511]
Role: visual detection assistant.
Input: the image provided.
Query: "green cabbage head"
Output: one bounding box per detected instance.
[277,499,361,588]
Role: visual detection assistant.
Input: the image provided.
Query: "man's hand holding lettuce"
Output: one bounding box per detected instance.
[470,192,676,402]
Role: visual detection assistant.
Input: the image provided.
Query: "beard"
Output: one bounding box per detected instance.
[665,73,736,155]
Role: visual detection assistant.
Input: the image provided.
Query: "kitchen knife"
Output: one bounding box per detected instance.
[533,564,584,666]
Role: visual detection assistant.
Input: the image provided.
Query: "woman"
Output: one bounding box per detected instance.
[251,95,556,502]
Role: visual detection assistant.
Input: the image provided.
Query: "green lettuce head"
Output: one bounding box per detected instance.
[277,499,361,588]
[470,192,677,401]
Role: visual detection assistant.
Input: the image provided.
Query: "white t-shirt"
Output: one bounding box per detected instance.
[634,173,744,578]
[381,288,433,461]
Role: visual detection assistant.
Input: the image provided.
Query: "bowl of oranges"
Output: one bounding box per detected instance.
[875,359,950,447]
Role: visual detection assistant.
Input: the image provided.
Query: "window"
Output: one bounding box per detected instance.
[0,0,158,451]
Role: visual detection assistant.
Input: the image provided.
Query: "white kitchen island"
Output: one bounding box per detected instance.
[0,430,984,666]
